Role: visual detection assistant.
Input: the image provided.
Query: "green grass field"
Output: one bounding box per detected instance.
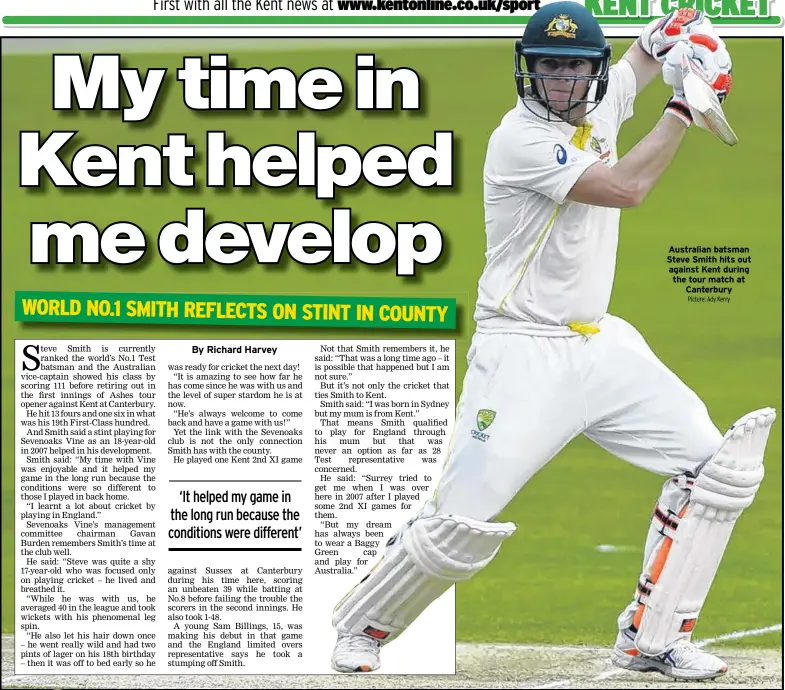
[2,38,781,647]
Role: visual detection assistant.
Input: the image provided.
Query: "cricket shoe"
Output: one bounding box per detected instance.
[331,632,381,673]
[611,627,728,680]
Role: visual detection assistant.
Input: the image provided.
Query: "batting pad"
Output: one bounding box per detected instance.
[635,407,776,656]
[332,514,516,644]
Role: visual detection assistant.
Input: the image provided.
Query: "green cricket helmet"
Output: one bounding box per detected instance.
[515,1,612,120]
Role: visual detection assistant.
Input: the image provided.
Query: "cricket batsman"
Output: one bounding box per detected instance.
[331,2,776,679]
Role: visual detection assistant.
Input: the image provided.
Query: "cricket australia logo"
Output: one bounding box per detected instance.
[546,14,578,39]
[471,409,496,442]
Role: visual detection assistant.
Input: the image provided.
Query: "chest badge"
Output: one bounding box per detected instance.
[590,135,611,162]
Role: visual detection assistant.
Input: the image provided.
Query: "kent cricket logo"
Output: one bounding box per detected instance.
[546,14,578,39]
[472,409,496,442]
[584,0,772,21]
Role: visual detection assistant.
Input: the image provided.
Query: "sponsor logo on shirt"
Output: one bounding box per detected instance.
[590,135,612,164]
[553,144,567,165]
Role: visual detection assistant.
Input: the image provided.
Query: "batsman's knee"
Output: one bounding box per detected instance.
[332,512,516,644]
[690,409,775,511]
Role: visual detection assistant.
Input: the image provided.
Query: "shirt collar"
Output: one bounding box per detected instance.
[516,91,586,137]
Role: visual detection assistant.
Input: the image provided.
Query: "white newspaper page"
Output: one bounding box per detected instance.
[2,0,782,687]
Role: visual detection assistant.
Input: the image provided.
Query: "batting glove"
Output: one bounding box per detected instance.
[662,42,694,127]
[639,9,730,75]
[662,39,733,104]
[689,40,733,103]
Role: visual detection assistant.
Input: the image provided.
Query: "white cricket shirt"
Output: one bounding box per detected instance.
[474,59,638,333]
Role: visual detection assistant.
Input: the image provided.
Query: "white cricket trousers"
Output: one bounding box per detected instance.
[421,314,724,630]
[430,314,724,520]
[334,314,729,645]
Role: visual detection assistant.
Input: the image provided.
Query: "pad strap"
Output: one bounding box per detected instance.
[636,576,653,605]
[652,500,682,540]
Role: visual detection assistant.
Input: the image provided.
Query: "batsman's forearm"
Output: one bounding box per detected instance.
[613,113,687,205]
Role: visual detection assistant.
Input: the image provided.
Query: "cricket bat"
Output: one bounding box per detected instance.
[681,54,738,146]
